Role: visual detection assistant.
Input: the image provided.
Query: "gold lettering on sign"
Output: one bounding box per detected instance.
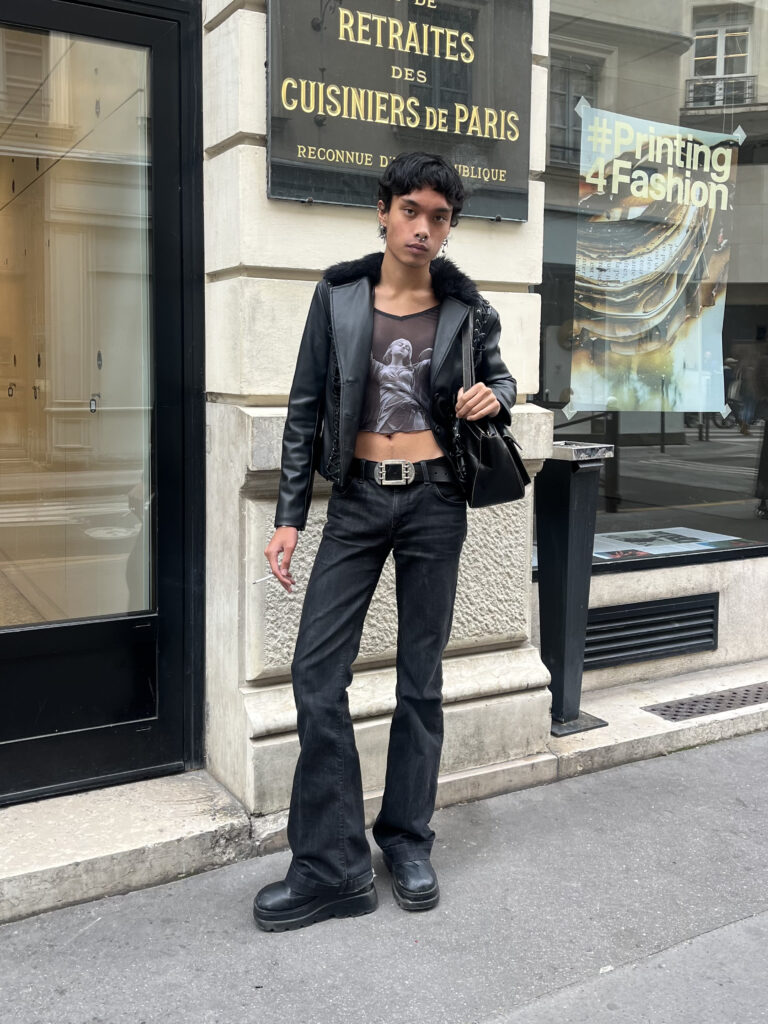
[357,12,372,45]
[280,77,522,143]
[338,9,355,42]
[280,77,422,129]
[454,104,519,141]
[339,10,475,63]
[282,78,298,111]
[454,164,509,183]
[296,146,374,167]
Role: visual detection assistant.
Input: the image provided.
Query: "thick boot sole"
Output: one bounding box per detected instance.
[382,856,440,911]
[253,884,378,932]
[391,881,440,912]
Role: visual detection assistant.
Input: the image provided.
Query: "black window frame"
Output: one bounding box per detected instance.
[548,52,599,167]
[0,0,205,798]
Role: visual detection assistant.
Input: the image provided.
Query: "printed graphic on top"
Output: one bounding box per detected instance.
[359,306,439,434]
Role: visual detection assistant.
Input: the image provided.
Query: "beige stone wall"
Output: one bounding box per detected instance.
[202,0,555,818]
[531,556,768,691]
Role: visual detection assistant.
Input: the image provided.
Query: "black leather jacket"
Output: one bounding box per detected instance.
[275,252,517,529]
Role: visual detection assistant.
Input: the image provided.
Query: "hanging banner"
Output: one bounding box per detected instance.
[267,0,532,220]
[569,103,743,412]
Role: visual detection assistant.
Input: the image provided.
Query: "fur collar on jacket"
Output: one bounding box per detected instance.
[323,251,482,306]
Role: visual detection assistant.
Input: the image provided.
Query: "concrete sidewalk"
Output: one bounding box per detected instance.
[2,730,767,1024]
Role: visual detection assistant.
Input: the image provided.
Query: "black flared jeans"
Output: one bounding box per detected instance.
[285,469,467,895]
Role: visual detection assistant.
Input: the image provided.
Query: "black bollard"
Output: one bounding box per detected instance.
[536,442,613,736]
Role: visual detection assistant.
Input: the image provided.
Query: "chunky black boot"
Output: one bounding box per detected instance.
[253,879,378,932]
[383,855,440,911]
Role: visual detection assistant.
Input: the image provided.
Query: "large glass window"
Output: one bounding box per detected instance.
[538,1,768,568]
[0,25,153,625]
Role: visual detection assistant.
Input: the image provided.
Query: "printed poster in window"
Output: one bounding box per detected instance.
[569,104,742,412]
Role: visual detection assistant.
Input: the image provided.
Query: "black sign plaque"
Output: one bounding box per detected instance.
[268,0,533,220]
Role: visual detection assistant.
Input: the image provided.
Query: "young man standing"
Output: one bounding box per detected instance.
[254,153,516,931]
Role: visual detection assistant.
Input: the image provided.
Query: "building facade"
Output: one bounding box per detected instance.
[536,0,768,697]
[203,0,554,833]
[1,0,767,845]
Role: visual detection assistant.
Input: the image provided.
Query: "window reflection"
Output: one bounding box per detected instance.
[0,26,152,625]
[538,1,768,562]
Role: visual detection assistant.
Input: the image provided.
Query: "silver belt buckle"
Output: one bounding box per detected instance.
[374,459,415,486]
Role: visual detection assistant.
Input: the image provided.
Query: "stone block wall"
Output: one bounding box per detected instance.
[202,0,555,824]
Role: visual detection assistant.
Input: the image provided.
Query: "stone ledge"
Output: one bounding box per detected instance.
[0,772,251,925]
[247,687,554,815]
[249,750,559,856]
[248,663,768,851]
[244,645,551,738]
[549,658,768,780]
[241,402,554,474]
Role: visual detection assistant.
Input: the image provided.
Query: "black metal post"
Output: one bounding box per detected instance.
[536,445,611,736]
[603,411,620,513]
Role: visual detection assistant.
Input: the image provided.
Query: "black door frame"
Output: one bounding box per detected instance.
[0,0,204,803]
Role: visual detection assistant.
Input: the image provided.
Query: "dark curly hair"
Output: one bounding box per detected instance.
[378,152,465,227]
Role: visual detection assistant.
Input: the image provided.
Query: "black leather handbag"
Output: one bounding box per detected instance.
[454,312,530,508]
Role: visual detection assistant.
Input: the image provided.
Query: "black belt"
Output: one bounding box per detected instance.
[351,457,458,487]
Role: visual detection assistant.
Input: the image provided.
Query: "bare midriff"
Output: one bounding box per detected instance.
[354,429,443,461]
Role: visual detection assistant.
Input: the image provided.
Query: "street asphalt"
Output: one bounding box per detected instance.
[2,730,767,1024]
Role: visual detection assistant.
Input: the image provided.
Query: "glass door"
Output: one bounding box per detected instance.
[0,28,152,626]
[0,2,196,804]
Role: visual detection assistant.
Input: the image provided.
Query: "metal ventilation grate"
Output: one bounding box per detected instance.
[584,593,718,670]
[643,682,768,722]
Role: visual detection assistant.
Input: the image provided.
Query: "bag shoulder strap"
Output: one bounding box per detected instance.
[461,310,474,392]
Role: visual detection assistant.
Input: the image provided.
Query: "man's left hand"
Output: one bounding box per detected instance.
[456,384,500,421]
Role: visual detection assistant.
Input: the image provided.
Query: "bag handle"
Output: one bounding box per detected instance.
[461,310,475,393]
